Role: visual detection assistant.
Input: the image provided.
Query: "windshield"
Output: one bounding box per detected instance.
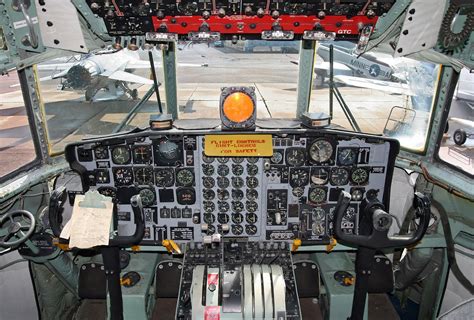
[32,40,440,154]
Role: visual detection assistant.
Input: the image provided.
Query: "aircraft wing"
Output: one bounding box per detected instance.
[106,70,155,85]
[334,75,415,96]
[314,61,352,73]
[125,60,208,69]
[37,63,75,71]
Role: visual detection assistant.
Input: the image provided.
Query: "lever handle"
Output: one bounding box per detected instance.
[109,195,145,246]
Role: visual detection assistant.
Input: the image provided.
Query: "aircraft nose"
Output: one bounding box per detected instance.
[66,65,93,89]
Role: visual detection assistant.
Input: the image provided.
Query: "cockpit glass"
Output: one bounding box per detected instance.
[35,40,440,155]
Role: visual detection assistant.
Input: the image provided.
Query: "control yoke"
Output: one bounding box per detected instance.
[334,191,430,249]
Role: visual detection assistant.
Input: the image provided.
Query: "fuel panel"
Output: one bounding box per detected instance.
[66,128,398,245]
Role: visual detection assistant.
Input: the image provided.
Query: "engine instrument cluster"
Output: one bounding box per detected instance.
[66,128,398,245]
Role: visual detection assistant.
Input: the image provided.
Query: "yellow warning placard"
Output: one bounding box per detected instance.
[204,134,273,157]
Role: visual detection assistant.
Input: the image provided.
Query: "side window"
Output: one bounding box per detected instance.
[0,71,37,179]
[438,68,474,176]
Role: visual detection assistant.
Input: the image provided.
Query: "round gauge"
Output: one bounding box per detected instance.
[203,201,216,213]
[308,188,327,204]
[246,177,259,188]
[232,164,244,176]
[330,167,350,186]
[202,177,215,189]
[312,222,325,236]
[206,224,216,235]
[217,177,230,189]
[96,170,110,184]
[309,139,334,163]
[343,207,357,221]
[351,168,369,185]
[113,168,133,186]
[232,177,244,189]
[218,201,230,212]
[94,146,108,159]
[245,224,258,236]
[202,153,214,163]
[351,188,364,201]
[290,168,309,188]
[217,224,230,235]
[292,187,304,198]
[134,167,154,185]
[337,148,357,166]
[247,157,259,164]
[98,186,116,199]
[155,168,174,187]
[232,224,244,235]
[246,189,258,201]
[246,201,258,213]
[203,189,215,201]
[271,151,283,164]
[232,157,244,163]
[246,164,258,176]
[232,213,244,224]
[139,188,156,206]
[246,212,258,224]
[203,213,216,223]
[157,140,179,160]
[176,169,194,186]
[232,189,244,201]
[202,164,215,176]
[286,148,306,166]
[312,208,326,221]
[217,165,230,177]
[218,213,230,224]
[366,189,379,200]
[133,145,152,164]
[217,189,229,201]
[232,201,244,213]
[311,168,329,185]
[217,157,229,164]
[112,146,131,164]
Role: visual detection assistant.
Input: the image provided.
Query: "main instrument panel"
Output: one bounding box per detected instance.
[85,0,396,39]
[66,127,398,245]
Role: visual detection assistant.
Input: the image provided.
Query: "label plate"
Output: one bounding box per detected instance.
[204,134,273,157]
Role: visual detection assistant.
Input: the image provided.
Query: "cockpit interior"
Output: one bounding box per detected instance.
[0,1,473,319]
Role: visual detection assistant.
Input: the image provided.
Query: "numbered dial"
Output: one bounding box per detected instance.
[286,148,306,166]
[246,177,259,188]
[351,168,369,185]
[308,188,327,204]
[247,164,258,176]
[217,165,230,177]
[309,139,334,163]
[245,224,258,236]
[232,213,244,224]
[337,148,358,166]
[330,168,350,186]
[202,177,215,189]
[232,189,244,201]
[232,157,244,163]
[232,164,244,176]
[246,189,258,201]
[157,140,179,161]
[246,201,258,213]
[290,168,309,188]
[232,177,244,189]
[247,157,259,164]
[202,164,215,176]
[94,146,108,159]
[351,188,364,201]
[176,169,194,186]
[271,150,284,164]
[232,224,244,235]
[232,201,244,213]
[98,186,116,199]
[113,168,133,186]
[206,225,216,235]
[218,213,230,224]
[139,188,156,206]
[112,146,131,164]
[217,177,230,189]
[203,189,215,201]
[217,157,229,164]
[133,145,152,164]
[246,212,258,224]
[311,167,329,185]
[155,168,174,187]
[312,208,326,221]
[218,201,230,212]
[203,213,216,223]
[202,153,214,163]
[217,189,230,201]
[134,167,154,185]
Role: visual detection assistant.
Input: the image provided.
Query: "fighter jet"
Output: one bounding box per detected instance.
[33,47,207,101]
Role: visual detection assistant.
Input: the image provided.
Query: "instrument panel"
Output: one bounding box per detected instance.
[66,128,398,245]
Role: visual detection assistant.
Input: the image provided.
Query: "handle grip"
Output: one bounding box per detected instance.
[109,195,145,246]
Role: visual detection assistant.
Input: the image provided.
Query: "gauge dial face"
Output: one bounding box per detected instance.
[292,187,304,198]
[113,167,133,186]
[312,222,325,236]
[217,177,230,189]
[218,201,230,212]
[351,168,369,185]
[206,225,216,235]
[271,150,284,164]
[202,153,214,163]
[203,189,215,200]
[337,148,358,166]
[96,170,110,184]
[98,186,116,199]
[112,146,131,164]
[232,189,244,201]
[286,148,306,166]
[343,207,357,221]
[157,140,179,160]
[351,188,364,201]
[246,212,258,224]
[246,177,259,188]
[309,139,333,163]
[232,157,244,163]
[232,164,244,176]
[232,224,244,235]
[232,201,244,212]
[246,189,258,201]
[176,169,194,186]
[203,212,216,223]
[203,177,215,189]
[217,165,230,176]
[311,167,329,185]
[218,213,229,224]
[309,188,327,203]
[134,167,154,185]
[232,177,244,189]
[202,164,215,176]
[94,146,108,159]
[330,167,350,186]
[232,213,243,224]
[290,168,309,188]
[217,189,229,201]
[247,157,259,164]
[217,157,229,164]
[246,201,258,213]
[246,164,259,176]
[176,188,196,205]
[133,145,152,164]
[139,188,156,206]
[155,168,174,187]
[203,201,216,213]
[312,208,326,221]
[245,224,258,235]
